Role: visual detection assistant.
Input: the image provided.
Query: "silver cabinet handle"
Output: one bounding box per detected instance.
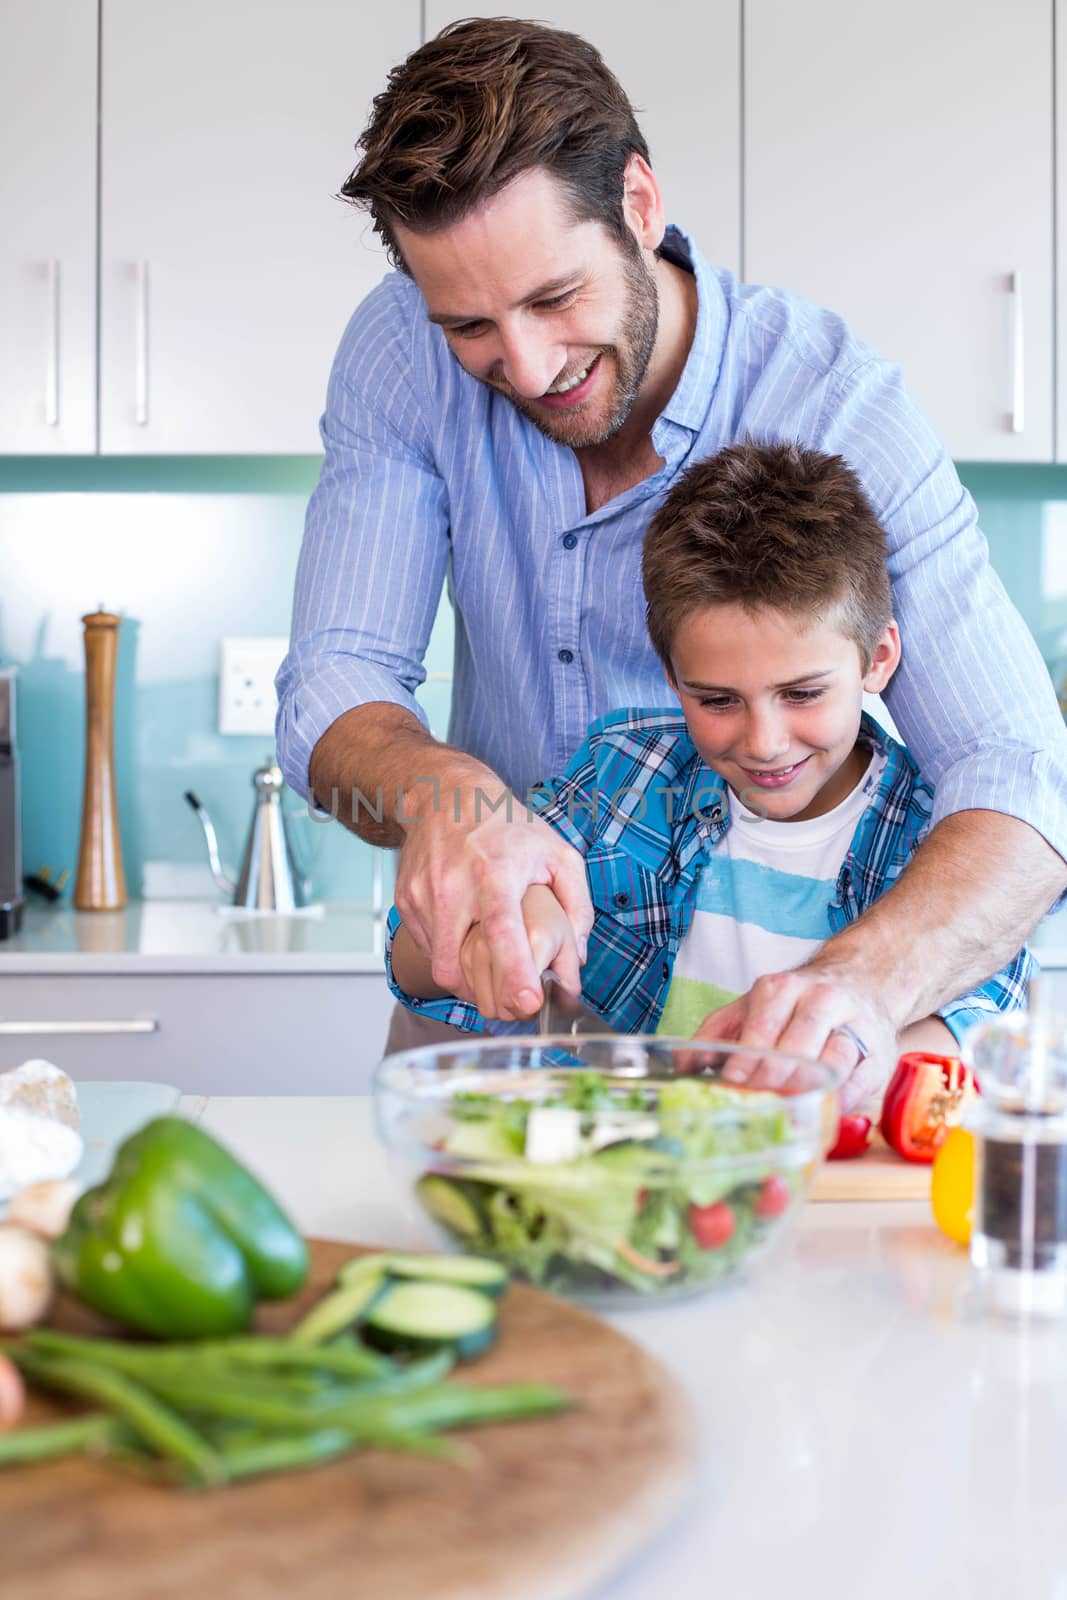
[44,259,60,426]
[1010,269,1024,434]
[0,1020,159,1036]
[134,259,150,426]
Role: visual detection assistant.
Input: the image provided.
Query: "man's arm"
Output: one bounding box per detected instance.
[275,279,592,1007]
[707,810,1064,1108]
[310,702,590,1011]
[275,277,453,807]
[721,352,1067,1098]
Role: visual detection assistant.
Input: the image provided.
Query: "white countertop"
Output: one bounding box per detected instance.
[0,899,388,974]
[180,1093,1067,1600]
[5,899,1066,980]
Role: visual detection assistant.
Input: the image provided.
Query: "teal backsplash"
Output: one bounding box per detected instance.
[0,456,1063,905]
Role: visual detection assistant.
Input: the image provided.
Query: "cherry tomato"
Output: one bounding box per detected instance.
[931,1126,976,1246]
[827,1114,872,1161]
[688,1200,736,1250]
[754,1175,792,1218]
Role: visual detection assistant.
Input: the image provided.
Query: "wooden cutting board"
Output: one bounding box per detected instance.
[811,1130,932,1201]
[0,1240,696,1600]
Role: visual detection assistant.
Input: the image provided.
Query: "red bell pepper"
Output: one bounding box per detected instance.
[880,1051,978,1164]
[826,1113,872,1161]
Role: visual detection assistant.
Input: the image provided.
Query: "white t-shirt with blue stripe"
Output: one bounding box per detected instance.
[658,750,887,1035]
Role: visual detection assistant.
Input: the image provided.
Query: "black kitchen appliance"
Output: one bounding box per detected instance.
[0,669,24,939]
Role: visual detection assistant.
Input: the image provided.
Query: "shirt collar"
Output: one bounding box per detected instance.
[651,225,727,447]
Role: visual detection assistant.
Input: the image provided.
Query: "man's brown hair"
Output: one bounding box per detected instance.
[642,442,893,672]
[340,17,650,271]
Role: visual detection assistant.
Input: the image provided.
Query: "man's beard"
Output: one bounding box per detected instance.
[485,247,659,449]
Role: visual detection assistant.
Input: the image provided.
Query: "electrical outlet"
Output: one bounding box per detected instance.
[218,637,289,736]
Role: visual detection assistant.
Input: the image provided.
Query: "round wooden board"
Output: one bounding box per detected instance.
[0,1240,696,1600]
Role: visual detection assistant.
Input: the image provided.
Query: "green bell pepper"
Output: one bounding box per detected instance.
[53,1116,309,1339]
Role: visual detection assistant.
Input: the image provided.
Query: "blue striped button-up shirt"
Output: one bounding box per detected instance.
[384,712,1034,1040]
[277,227,1067,862]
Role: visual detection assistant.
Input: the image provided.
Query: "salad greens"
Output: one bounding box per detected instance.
[415,1071,811,1299]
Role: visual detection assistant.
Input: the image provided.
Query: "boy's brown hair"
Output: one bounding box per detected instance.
[642,442,893,672]
[340,17,650,272]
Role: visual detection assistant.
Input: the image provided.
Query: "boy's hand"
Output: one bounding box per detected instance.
[691,967,897,1110]
[458,886,583,1021]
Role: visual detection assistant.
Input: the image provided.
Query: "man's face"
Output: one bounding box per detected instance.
[394,168,659,448]
[669,602,898,822]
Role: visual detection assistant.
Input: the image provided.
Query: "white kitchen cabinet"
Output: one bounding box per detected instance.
[744,0,1054,464]
[423,2,741,277]
[0,973,395,1094]
[98,1,418,453]
[1056,1,1067,461]
[0,0,97,453]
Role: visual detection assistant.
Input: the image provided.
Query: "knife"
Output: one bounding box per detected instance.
[537,973,690,1077]
[537,971,616,1037]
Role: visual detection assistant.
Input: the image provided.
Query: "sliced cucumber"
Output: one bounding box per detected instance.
[415,1174,488,1241]
[381,1252,509,1299]
[289,1267,386,1345]
[363,1281,499,1360]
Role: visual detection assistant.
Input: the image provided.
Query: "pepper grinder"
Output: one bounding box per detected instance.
[73,609,127,910]
[963,1011,1067,1318]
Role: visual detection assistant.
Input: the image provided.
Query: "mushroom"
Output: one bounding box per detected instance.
[0,1224,54,1331]
[8,1178,79,1241]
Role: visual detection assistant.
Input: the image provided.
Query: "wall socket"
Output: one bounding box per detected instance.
[218,637,289,736]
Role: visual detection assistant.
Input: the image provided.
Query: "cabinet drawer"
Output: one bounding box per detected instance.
[0,974,393,1094]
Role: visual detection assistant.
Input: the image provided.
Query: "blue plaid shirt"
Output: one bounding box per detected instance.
[385,712,1035,1042]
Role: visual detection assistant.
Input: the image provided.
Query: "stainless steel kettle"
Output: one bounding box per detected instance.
[184,761,311,911]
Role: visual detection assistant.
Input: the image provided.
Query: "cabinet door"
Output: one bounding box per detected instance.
[1056,1,1067,461]
[745,1,1053,463]
[98,1,419,454]
[423,3,741,276]
[0,0,97,454]
[0,973,395,1094]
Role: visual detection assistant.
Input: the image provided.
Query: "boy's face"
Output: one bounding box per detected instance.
[668,602,900,822]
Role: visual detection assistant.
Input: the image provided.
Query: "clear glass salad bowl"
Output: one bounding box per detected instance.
[373,1035,841,1309]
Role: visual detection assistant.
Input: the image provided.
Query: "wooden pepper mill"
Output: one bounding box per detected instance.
[73,609,127,910]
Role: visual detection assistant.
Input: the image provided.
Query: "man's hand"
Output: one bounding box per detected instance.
[692,965,898,1111]
[458,887,581,1020]
[395,786,593,1019]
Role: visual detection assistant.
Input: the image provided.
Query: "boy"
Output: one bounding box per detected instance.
[388,442,1032,1079]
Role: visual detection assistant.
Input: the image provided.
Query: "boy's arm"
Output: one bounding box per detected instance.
[386,887,582,1019]
[391,921,451,1000]
[383,905,485,1034]
[897,1016,958,1056]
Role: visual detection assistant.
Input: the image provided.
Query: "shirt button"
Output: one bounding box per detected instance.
[613,891,631,909]
[662,962,670,981]
[558,648,574,664]
[562,532,578,550]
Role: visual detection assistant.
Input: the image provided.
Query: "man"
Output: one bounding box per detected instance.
[276,17,1067,1099]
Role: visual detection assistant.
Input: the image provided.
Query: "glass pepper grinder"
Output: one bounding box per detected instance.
[962,1012,1067,1318]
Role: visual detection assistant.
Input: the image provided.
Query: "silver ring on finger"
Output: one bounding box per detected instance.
[831,1023,871,1061]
